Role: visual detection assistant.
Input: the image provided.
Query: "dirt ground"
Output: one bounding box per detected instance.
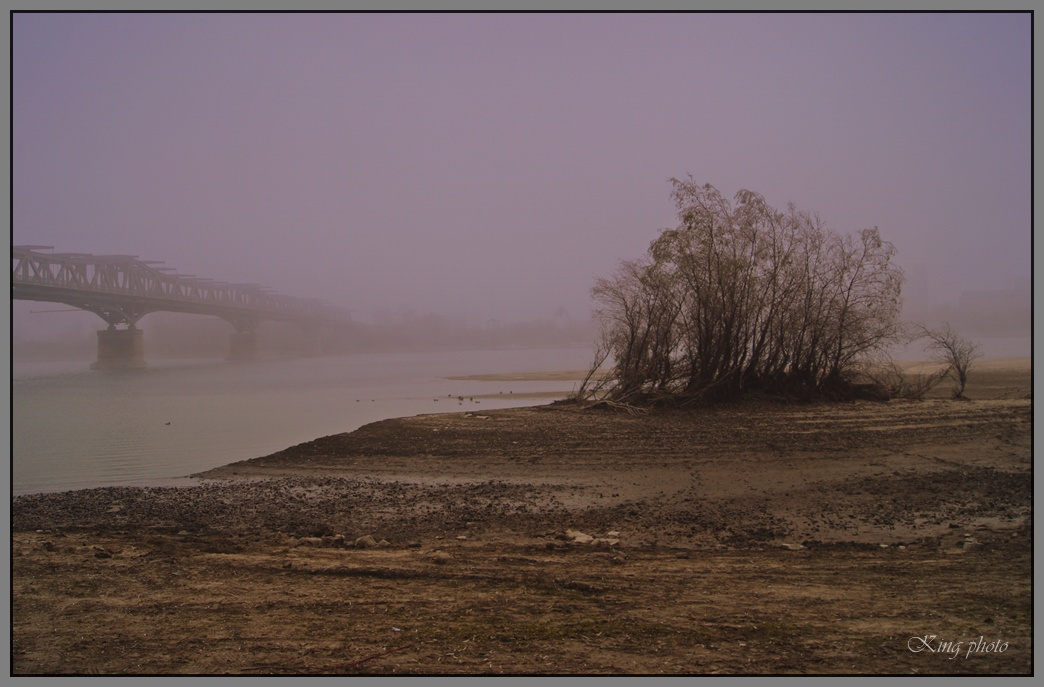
[11,359,1033,675]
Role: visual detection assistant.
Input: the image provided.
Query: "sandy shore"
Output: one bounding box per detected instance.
[11,359,1032,675]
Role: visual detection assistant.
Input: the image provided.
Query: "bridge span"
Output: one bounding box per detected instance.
[12,246,351,369]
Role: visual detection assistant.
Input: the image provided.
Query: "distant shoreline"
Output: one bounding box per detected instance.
[445,357,1032,382]
[444,369,603,383]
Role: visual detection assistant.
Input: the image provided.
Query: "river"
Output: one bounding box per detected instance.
[12,346,595,495]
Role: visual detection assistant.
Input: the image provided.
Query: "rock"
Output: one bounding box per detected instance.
[376,539,391,548]
[354,535,378,548]
[565,529,594,544]
[428,551,455,565]
[41,541,55,552]
[297,537,323,547]
[780,542,806,551]
[606,530,621,537]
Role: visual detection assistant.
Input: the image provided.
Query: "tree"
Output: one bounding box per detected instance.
[589,180,905,403]
[916,322,982,400]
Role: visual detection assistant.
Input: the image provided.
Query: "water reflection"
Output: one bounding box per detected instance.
[13,347,594,495]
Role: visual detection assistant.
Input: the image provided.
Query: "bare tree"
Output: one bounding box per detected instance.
[916,322,983,400]
[591,180,905,403]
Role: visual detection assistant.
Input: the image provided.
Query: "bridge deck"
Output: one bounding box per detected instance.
[12,246,348,328]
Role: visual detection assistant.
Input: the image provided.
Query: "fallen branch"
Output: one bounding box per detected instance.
[587,399,648,415]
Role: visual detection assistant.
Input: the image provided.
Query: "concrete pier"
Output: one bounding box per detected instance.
[91,328,147,370]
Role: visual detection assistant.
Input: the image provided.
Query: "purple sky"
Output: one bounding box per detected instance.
[13,13,1031,325]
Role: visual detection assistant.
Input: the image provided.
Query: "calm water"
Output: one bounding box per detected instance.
[12,346,594,495]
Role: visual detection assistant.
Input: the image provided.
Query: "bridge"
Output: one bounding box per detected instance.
[12,245,351,369]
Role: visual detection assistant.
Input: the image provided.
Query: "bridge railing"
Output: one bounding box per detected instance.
[12,246,347,322]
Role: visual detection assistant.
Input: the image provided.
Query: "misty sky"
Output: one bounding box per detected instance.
[13,12,1031,325]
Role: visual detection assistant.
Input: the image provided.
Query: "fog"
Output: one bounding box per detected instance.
[12,13,1031,353]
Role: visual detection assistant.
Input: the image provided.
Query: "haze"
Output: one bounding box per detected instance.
[12,13,1031,350]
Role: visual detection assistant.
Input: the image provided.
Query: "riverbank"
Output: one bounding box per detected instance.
[11,359,1033,675]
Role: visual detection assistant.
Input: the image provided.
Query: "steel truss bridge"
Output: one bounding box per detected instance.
[12,245,350,367]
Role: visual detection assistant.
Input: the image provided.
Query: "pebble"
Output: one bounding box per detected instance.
[354,535,378,549]
[428,551,455,565]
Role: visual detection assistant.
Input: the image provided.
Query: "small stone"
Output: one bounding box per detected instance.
[565,529,594,544]
[428,551,455,565]
[297,537,323,547]
[376,539,391,548]
[354,535,378,548]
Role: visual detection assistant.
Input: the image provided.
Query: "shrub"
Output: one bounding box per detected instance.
[591,180,904,403]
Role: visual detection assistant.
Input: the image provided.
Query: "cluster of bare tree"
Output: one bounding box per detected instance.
[585,180,906,403]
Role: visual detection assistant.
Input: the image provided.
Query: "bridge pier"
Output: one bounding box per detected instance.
[91,327,147,370]
[227,331,258,361]
[14,246,351,369]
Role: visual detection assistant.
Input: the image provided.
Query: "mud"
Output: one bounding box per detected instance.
[11,362,1033,675]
